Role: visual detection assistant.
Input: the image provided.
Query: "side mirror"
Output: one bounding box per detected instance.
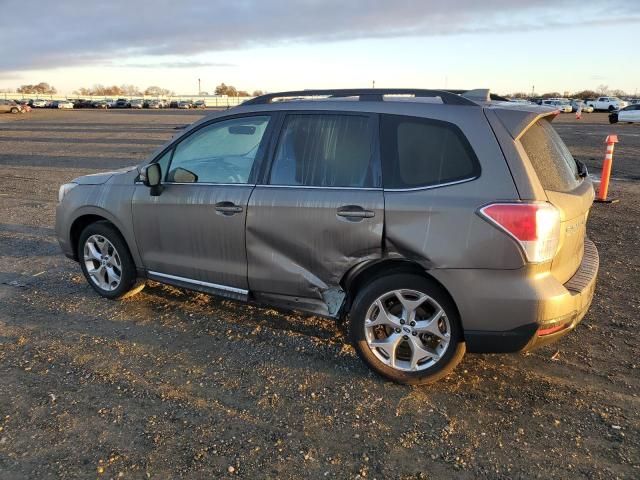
[140,163,163,196]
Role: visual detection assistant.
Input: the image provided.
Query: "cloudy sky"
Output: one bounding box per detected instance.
[1,0,639,95]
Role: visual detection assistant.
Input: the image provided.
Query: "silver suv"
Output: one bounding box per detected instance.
[56,89,599,384]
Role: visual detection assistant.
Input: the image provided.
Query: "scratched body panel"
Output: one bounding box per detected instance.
[246,186,384,315]
[131,184,253,290]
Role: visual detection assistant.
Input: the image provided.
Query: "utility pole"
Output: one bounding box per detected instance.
[198,78,201,95]
[372,80,375,88]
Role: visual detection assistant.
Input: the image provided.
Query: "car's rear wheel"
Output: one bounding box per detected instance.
[78,222,144,300]
[10,107,19,114]
[608,105,615,111]
[349,274,465,385]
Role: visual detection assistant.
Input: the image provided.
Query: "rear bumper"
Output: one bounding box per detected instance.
[439,238,599,353]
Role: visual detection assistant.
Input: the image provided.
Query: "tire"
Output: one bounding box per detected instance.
[348,273,465,385]
[608,105,615,112]
[609,116,618,124]
[10,107,19,114]
[77,221,144,300]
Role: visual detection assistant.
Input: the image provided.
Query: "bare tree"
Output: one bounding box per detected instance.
[17,82,57,94]
[144,86,173,96]
[596,84,609,95]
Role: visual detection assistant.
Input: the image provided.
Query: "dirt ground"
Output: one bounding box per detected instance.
[0,109,638,479]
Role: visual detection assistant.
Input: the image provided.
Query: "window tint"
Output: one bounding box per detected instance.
[519,119,580,192]
[270,114,374,187]
[380,115,479,189]
[167,116,270,184]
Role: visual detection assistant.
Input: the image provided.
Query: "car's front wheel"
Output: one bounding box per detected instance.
[78,221,144,300]
[349,274,465,385]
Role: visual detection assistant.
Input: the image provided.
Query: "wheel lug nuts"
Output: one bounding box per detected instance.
[412,331,417,336]
[400,320,405,325]
[395,328,401,333]
[403,335,409,340]
[410,321,416,327]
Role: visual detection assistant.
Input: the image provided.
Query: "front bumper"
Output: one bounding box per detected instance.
[440,238,599,353]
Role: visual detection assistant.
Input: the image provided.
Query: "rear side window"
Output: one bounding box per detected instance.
[380,115,480,189]
[269,114,375,188]
[519,119,580,192]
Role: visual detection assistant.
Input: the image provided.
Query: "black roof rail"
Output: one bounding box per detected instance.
[242,88,477,106]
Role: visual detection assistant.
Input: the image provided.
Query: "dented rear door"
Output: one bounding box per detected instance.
[246,112,383,316]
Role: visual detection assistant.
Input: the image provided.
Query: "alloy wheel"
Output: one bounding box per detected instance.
[364,289,451,372]
[83,234,122,291]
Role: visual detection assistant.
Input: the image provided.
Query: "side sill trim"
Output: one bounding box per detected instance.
[147,271,248,296]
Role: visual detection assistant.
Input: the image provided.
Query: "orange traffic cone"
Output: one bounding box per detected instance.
[595,134,619,204]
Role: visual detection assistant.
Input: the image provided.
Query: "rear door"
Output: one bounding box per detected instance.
[246,112,384,315]
[518,118,594,283]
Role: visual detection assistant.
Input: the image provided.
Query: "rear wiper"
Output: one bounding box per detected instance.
[576,159,588,178]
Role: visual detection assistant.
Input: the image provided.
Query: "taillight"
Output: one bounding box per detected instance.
[479,202,560,263]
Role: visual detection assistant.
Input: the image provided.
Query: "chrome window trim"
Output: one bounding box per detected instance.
[134,181,252,187]
[383,176,478,192]
[258,184,382,191]
[148,271,248,295]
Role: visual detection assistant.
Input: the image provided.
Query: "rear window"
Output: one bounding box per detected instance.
[519,119,580,192]
[380,114,480,189]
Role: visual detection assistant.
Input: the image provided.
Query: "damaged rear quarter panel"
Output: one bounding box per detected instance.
[384,109,524,270]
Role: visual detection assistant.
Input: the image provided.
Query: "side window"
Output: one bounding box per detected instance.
[269,114,375,187]
[380,115,480,189]
[166,116,271,184]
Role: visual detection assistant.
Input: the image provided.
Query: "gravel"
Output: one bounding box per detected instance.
[0,109,638,479]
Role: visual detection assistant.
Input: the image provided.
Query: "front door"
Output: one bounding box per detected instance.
[132,114,274,296]
[246,112,384,315]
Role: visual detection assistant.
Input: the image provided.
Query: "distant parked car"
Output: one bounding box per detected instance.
[73,99,93,109]
[193,100,206,109]
[570,100,593,113]
[114,98,129,108]
[93,100,109,109]
[148,100,162,109]
[32,99,48,108]
[609,104,640,124]
[14,100,31,113]
[0,99,23,113]
[169,100,179,108]
[541,99,572,113]
[586,96,628,112]
[130,99,144,109]
[178,101,191,109]
[57,100,74,109]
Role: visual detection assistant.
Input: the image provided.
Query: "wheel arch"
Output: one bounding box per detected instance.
[340,259,462,325]
[69,209,138,266]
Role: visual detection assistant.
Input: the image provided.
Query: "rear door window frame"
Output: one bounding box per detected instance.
[259,110,382,189]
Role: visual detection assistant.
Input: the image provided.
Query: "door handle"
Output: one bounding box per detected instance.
[215,202,243,215]
[336,206,375,219]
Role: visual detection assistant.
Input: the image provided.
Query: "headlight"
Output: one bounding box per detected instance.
[58,183,78,203]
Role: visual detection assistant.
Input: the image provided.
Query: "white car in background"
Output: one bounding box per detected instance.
[130,99,144,109]
[586,96,628,111]
[57,100,74,109]
[541,99,572,113]
[610,104,640,124]
[32,99,48,108]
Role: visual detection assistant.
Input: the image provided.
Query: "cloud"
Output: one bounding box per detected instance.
[1,0,638,72]
[115,61,236,69]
